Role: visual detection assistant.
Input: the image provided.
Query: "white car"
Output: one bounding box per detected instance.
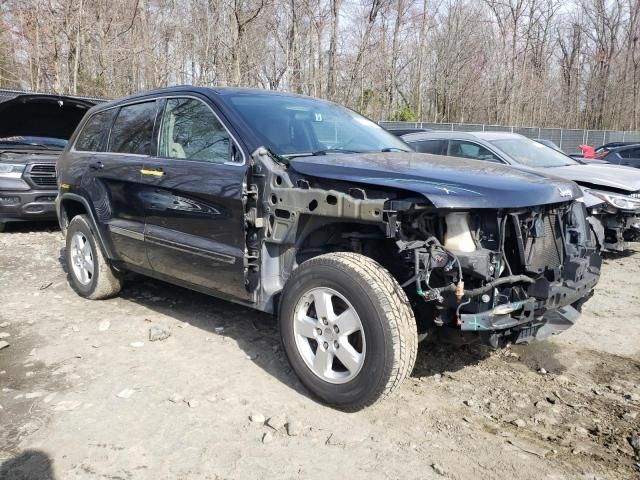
[403,131,640,252]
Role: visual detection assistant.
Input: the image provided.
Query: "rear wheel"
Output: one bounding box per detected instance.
[65,214,122,299]
[279,252,418,410]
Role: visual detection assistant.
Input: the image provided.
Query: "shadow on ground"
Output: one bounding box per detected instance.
[118,277,501,399]
[0,221,59,234]
[602,241,640,260]
[0,450,55,480]
[411,332,493,378]
[55,246,507,404]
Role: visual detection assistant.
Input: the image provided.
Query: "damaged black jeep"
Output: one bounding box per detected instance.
[56,87,601,410]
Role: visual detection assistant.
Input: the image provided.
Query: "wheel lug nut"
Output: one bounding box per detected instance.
[334,341,339,349]
[316,328,322,335]
[333,325,339,333]
[323,341,329,349]
[322,318,328,325]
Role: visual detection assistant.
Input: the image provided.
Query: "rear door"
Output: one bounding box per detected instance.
[410,139,448,155]
[80,100,159,269]
[139,95,250,300]
[615,147,640,168]
[447,140,504,163]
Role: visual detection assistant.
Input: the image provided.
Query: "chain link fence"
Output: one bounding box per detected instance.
[380,121,640,154]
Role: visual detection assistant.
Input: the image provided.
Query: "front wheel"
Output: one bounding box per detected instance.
[279,252,418,410]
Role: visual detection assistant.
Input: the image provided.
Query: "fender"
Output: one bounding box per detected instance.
[56,192,115,259]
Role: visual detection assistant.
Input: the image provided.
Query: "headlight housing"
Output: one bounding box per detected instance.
[0,163,26,178]
[588,189,640,211]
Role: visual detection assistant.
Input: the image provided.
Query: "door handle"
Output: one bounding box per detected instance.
[140,168,165,177]
[90,161,104,170]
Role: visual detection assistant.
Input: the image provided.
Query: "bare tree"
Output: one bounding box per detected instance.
[1,0,640,129]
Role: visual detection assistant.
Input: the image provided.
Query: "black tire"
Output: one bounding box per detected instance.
[65,214,122,299]
[0,222,6,233]
[279,252,418,410]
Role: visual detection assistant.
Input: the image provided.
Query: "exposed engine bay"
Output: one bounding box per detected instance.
[392,203,601,346]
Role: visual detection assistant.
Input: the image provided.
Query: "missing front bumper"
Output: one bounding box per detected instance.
[460,303,582,347]
[458,265,598,347]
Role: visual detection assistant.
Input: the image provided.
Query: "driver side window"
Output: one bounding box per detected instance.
[159,98,230,163]
[448,140,502,163]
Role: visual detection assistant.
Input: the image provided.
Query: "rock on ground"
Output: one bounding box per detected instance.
[149,325,171,342]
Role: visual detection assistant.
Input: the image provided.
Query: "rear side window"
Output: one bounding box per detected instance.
[75,109,117,152]
[448,140,501,162]
[412,139,447,155]
[620,148,640,159]
[109,101,157,155]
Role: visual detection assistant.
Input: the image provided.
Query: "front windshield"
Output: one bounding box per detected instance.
[490,137,578,168]
[226,93,409,157]
[0,135,67,150]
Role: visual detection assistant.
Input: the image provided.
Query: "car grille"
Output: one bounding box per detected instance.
[631,191,640,199]
[524,212,563,272]
[27,164,57,188]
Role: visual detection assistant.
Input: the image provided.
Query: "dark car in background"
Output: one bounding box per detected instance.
[402,131,640,251]
[0,91,97,231]
[56,86,600,409]
[597,143,640,167]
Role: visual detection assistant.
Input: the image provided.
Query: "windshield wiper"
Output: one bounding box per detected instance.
[381,147,411,152]
[311,148,364,155]
[263,147,289,165]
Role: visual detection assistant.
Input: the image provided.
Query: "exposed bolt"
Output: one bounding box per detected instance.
[323,342,329,349]
[316,328,322,335]
[333,325,339,333]
[333,341,339,349]
[322,318,328,325]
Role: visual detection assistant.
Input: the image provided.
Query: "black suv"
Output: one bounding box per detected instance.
[56,86,601,409]
[0,92,96,231]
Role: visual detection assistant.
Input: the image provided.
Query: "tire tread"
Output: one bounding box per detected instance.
[291,252,418,410]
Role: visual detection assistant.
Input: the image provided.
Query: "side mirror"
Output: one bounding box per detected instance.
[230,141,242,163]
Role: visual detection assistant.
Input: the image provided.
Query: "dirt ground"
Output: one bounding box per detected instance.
[1,223,639,480]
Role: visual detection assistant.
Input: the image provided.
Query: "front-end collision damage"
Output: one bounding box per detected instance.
[582,189,640,251]
[394,201,601,346]
[246,147,601,346]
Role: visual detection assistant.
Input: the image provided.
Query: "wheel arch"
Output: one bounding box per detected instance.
[258,217,395,314]
[57,193,114,258]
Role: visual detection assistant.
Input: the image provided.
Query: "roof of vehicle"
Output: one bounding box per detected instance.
[597,142,640,150]
[401,130,525,142]
[385,128,431,137]
[603,142,640,152]
[91,85,325,111]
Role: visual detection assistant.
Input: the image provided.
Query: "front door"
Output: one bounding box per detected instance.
[140,96,249,300]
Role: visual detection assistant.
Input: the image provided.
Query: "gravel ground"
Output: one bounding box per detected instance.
[1,222,639,480]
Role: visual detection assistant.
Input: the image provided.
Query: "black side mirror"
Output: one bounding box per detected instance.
[230,141,242,163]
